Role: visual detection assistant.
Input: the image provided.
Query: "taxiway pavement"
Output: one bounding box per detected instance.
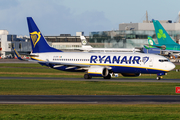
[0,95,180,104]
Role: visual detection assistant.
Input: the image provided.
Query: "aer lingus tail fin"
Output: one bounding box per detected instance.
[153,20,177,45]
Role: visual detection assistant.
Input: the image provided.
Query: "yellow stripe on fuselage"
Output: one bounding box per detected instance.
[29,57,169,72]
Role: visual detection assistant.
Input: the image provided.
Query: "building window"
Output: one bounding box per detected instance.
[19,43,22,49]
[8,43,14,48]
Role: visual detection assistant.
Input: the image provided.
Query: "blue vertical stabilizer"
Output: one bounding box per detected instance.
[27,17,62,53]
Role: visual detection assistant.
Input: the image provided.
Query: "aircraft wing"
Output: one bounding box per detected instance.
[38,60,113,71]
[38,60,90,68]
[144,45,180,53]
[144,44,167,50]
[151,49,180,53]
[37,60,112,71]
[144,44,162,48]
[79,47,141,52]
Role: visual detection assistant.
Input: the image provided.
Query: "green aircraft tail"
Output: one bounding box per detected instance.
[148,36,156,46]
[153,20,177,45]
[144,36,157,49]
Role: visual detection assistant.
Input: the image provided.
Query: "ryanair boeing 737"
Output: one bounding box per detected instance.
[14,17,175,80]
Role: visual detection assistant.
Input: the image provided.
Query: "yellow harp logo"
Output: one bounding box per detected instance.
[30,31,41,47]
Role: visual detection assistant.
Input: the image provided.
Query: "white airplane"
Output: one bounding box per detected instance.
[79,36,141,52]
[14,17,175,80]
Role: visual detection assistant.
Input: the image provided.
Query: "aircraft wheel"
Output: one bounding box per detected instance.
[88,75,92,79]
[84,74,92,79]
[84,74,88,79]
[103,74,111,79]
[156,76,161,80]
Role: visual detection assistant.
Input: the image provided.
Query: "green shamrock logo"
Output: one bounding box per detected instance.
[157,29,166,40]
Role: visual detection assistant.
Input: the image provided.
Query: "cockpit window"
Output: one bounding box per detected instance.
[159,59,169,62]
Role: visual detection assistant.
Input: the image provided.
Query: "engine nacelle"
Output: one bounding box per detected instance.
[161,45,166,50]
[88,67,109,77]
[121,73,141,77]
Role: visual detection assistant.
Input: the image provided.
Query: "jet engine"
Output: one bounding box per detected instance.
[87,66,109,77]
[161,45,166,50]
[121,73,141,77]
[155,45,166,50]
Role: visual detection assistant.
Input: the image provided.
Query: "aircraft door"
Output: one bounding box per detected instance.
[164,61,167,68]
[45,55,50,65]
[46,55,49,61]
[149,58,153,67]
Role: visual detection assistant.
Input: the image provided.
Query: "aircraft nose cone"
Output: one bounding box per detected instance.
[169,63,175,71]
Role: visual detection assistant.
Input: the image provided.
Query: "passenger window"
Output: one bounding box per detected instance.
[159,59,168,62]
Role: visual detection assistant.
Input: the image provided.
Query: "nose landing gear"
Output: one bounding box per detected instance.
[156,76,163,80]
[156,72,166,80]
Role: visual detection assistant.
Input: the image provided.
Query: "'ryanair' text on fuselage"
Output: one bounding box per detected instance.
[90,55,149,64]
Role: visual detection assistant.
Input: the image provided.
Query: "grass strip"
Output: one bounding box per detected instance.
[0,104,180,119]
[0,63,180,79]
[0,80,179,95]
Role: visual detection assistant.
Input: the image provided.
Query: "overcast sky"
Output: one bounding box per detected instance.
[0,0,180,36]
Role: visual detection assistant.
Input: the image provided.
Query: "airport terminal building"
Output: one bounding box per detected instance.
[44,32,89,50]
[89,12,180,49]
[89,20,180,49]
[0,30,31,58]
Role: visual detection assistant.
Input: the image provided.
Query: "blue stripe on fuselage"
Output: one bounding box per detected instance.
[111,65,165,74]
[50,64,166,74]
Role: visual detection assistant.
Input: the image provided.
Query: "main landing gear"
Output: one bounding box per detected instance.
[103,74,111,79]
[84,74,92,79]
[83,74,111,79]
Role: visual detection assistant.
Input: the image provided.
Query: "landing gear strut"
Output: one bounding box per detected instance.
[84,74,92,79]
[156,72,166,80]
[103,74,111,79]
